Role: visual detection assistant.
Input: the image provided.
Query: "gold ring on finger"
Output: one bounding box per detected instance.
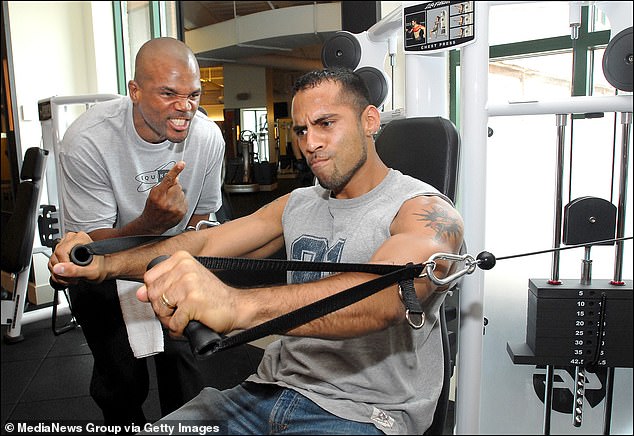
[160,293,176,310]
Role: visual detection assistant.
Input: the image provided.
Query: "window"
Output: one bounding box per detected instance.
[450,4,614,122]
[113,1,179,94]
[240,108,269,161]
[488,2,571,45]
[489,52,574,102]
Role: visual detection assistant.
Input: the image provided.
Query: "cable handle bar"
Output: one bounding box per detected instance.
[65,233,498,290]
[58,244,498,359]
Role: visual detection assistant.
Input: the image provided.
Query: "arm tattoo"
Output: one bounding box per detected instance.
[414,206,462,242]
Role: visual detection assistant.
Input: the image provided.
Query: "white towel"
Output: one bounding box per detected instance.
[116,279,164,358]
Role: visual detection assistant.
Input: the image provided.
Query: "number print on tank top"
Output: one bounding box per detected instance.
[290,235,345,283]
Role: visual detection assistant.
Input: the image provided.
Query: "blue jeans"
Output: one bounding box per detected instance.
[146,382,385,435]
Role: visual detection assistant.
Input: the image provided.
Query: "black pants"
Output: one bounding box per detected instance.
[69,280,263,426]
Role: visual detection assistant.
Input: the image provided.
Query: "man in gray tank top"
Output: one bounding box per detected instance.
[50,68,464,435]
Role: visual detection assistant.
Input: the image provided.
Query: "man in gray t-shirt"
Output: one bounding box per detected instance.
[57,38,235,426]
[51,68,464,435]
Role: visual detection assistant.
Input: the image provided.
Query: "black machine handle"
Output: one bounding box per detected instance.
[48,241,98,288]
[47,239,95,290]
[50,240,221,359]
[70,244,94,266]
[146,255,223,359]
[70,235,172,267]
[54,241,504,358]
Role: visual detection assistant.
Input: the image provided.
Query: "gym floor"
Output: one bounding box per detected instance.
[1,312,265,428]
[2,314,454,433]
[1,314,158,425]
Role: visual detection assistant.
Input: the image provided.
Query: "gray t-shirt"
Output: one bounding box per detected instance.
[248,169,453,435]
[59,97,225,235]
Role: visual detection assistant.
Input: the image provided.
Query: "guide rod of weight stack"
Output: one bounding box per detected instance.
[603,111,632,435]
[612,111,631,285]
[542,113,568,435]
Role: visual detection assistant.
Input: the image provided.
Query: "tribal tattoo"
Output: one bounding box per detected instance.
[414,206,462,242]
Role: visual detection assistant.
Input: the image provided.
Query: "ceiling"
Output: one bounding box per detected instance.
[180,2,340,107]
[182,1,335,31]
[181,1,338,68]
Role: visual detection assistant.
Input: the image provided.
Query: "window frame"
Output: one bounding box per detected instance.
[449,5,611,124]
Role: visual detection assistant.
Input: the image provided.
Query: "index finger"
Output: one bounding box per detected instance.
[159,161,185,188]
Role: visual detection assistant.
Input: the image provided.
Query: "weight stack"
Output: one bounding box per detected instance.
[524,278,633,368]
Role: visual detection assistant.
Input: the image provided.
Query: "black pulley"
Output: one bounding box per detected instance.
[355,66,389,108]
[562,196,617,246]
[602,26,633,92]
[321,31,362,69]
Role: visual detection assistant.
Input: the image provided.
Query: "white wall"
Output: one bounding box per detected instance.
[6,1,118,283]
[7,1,117,159]
[381,1,406,113]
[7,0,118,222]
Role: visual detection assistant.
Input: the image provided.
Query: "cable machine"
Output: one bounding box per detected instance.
[461,2,632,434]
[506,110,632,434]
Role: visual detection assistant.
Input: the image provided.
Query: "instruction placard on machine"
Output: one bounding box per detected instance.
[403,1,475,53]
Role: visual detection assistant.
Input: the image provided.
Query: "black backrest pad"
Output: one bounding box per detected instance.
[375,116,460,201]
[1,148,48,273]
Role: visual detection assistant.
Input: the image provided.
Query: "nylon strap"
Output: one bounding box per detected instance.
[192,260,425,354]
[196,256,412,275]
[72,236,427,356]
[195,256,425,323]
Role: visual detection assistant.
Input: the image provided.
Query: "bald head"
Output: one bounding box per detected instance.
[134,37,199,85]
[128,37,202,144]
